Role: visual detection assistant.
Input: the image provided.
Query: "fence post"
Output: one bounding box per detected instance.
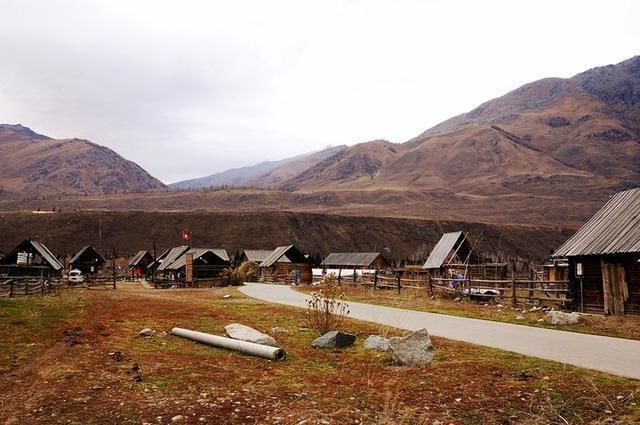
[373,270,378,291]
[528,280,534,305]
[511,278,517,307]
[337,268,341,286]
[466,275,472,301]
[396,272,401,294]
[25,281,28,296]
[428,275,433,295]
[9,281,14,298]
[41,280,45,296]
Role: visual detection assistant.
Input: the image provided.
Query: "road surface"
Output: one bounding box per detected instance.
[239,283,640,379]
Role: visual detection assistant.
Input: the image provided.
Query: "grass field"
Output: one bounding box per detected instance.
[0,283,639,424]
[295,285,640,341]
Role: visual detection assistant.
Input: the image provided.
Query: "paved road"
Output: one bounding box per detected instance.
[239,283,640,379]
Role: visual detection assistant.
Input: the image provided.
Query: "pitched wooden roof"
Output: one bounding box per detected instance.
[70,245,104,265]
[554,188,640,257]
[422,231,467,270]
[242,249,273,263]
[260,245,306,268]
[128,250,150,267]
[166,248,230,270]
[321,252,383,267]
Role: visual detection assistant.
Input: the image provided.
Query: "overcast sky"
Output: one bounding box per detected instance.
[0,0,638,183]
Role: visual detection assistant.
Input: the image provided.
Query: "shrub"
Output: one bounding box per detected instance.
[221,268,243,286]
[236,261,260,282]
[306,274,350,335]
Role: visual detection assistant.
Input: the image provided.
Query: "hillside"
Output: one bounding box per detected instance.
[0,210,574,263]
[0,124,166,198]
[274,56,640,196]
[169,145,347,189]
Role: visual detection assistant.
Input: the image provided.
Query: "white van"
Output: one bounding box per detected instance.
[68,269,84,284]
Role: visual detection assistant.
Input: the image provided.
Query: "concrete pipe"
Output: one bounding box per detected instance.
[171,327,286,361]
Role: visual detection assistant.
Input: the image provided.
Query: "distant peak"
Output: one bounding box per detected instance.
[0,123,51,140]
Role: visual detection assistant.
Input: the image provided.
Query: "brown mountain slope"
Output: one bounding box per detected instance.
[0,124,166,198]
[245,145,347,187]
[281,140,412,191]
[275,56,640,198]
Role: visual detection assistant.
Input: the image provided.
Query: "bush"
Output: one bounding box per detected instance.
[236,261,260,282]
[221,268,243,286]
[306,274,350,335]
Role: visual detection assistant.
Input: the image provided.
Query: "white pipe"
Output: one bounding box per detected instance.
[171,327,286,361]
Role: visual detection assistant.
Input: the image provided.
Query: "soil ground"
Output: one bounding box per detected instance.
[1,283,639,424]
[295,286,640,341]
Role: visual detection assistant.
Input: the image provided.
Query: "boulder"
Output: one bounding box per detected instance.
[311,331,356,349]
[387,328,434,365]
[544,311,581,325]
[515,315,525,320]
[363,335,389,351]
[138,328,153,337]
[224,323,278,347]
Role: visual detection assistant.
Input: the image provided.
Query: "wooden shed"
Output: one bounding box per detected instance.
[260,245,312,284]
[164,248,231,281]
[69,245,105,276]
[422,231,507,279]
[154,246,191,279]
[553,188,640,315]
[321,252,390,270]
[0,239,63,278]
[128,250,154,279]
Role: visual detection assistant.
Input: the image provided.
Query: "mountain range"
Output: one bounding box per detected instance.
[1,55,639,227]
[173,55,640,199]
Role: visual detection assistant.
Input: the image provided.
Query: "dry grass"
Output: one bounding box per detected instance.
[296,285,640,341]
[0,283,638,424]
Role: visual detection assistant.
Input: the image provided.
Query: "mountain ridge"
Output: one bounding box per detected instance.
[0,124,166,198]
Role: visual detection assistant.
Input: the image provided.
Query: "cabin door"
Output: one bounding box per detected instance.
[601,261,629,315]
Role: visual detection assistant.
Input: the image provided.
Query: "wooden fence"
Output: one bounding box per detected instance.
[67,275,118,289]
[0,277,62,297]
[327,271,570,308]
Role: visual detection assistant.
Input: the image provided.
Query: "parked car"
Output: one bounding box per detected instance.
[68,269,84,284]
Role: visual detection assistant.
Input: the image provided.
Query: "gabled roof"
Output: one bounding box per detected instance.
[422,231,467,270]
[260,245,307,268]
[322,252,384,267]
[128,250,150,267]
[167,248,230,270]
[147,248,171,270]
[242,249,273,263]
[2,239,63,271]
[554,188,640,257]
[70,245,104,265]
[156,246,190,271]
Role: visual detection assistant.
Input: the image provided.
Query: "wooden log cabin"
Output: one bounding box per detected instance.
[69,245,105,276]
[259,245,312,284]
[128,250,154,279]
[0,239,63,278]
[553,188,640,315]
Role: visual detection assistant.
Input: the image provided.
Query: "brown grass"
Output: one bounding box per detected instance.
[0,283,638,424]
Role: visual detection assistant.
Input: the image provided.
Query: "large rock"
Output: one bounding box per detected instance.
[138,328,153,337]
[363,335,389,351]
[311,331,356,349]
[224,323,278,347]
[387,328,434,365]
[544,311,581,325]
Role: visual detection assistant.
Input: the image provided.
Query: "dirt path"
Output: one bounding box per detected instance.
[240,283,640,379]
